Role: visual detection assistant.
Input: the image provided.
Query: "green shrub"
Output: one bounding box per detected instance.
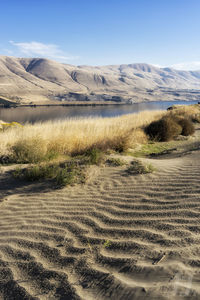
[13,164,59,181]
[145,116,182,142]
[85,148,104,165]
[13,160,86,188]
[55,166,76,186]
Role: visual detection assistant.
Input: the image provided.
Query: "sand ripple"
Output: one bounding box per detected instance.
[0,152,200,299]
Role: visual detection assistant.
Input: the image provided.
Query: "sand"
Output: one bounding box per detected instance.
[0,142,200,299]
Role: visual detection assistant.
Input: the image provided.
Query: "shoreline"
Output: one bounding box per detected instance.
[0,102,128,108]
[0,99,199,109]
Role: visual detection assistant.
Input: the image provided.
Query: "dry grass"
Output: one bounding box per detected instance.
[0,110,165,162]
[169,104,200,120]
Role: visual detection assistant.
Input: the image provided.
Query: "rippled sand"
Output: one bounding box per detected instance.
[0,148,200,299]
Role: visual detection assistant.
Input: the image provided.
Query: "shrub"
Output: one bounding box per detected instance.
[112,132,133,152]
[145,116,182,141]
[85,148,104,165]
[13,161,86,187]
[55,165,77,186]
[106,157,126,166]
[11,138,46,163]
[13,164,59,181]
[191,114,200,123]
[11,137,58,163]
[127,160,155,174]
[176,118,195,136]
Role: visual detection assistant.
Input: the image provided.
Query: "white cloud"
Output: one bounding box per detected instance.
[151,63,165,68]
[9,41,79,62]
[171,61,200,71]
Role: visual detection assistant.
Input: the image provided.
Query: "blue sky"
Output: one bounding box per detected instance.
[1,0,200,69]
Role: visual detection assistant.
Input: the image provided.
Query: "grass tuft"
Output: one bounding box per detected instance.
[85,148,105,165]
[127,160,155,175]
[106,157,126,166]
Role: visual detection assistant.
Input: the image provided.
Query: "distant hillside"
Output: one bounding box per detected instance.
[0,56,200,104]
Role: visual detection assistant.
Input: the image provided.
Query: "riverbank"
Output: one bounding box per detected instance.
[0,101,129,108]
[1,100,200,109]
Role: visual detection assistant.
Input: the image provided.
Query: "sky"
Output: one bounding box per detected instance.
[1,0,200,70]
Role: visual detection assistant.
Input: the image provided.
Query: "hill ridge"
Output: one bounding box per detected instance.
[0,56,200,104]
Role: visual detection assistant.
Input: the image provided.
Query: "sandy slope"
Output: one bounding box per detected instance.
[0,148,200,299]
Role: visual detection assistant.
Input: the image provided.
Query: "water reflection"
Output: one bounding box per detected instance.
[0,101,198,123]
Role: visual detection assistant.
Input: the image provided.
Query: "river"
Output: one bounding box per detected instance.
[0,100,199,123]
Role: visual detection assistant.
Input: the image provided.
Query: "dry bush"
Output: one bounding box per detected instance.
[176,118,195,136]
[145,116,182,141]
[192,114,200,123]
[145,105,197,142]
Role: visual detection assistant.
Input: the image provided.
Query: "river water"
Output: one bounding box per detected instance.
[0,100,199,123]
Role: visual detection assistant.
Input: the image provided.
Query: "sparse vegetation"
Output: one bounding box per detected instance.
[103,240,112,248]
[13,160,86,187]
[106,157,126,166]
[127,160,155,174]
[130,141,177,157]
[85,148,105,165]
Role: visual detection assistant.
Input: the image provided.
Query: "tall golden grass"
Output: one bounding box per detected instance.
[169,104,200,119]
[0,110,167,161]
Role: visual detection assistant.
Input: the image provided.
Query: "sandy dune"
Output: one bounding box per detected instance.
[0,146,200,299]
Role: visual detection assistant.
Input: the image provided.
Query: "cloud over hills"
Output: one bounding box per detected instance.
[171,61,200,71]
[9,41,79,62]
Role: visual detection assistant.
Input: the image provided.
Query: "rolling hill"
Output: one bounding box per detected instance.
[1,56,200,104]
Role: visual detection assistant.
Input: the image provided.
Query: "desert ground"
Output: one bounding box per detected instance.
[0,121,200,300]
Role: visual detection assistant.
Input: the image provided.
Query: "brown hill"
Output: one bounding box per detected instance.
[1,56,200,104]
